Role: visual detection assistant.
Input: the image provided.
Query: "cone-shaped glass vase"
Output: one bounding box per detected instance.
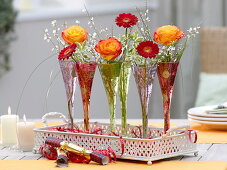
[157,62,179,134]
[59,60,77,128]
[133,64,157,138]
[75,62,97,131]
[119,63,131,136]
[99,63,122,132]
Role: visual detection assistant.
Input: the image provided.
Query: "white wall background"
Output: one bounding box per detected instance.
[0,0,205,120]
[0,0,161,120]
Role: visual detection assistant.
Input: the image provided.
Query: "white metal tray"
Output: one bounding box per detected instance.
[33,113,197,164]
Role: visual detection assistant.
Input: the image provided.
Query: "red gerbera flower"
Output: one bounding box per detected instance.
[115,13,138,28]
[58,44,76,60]
[136,41,159,58]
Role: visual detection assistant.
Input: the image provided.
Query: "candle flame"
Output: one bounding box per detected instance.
[23,114,27,122]
[8,106,11,115]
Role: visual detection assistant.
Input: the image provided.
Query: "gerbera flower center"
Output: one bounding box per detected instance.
[143,47,152,53]
[64,49,72,55]
[123,18,131,23]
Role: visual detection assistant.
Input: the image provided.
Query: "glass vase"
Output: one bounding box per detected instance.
[119,63,131,136]
[157,62,179,134]
[99,63,122,132]
[59,60,77,128]
[75,62,97,131]
[132,64,157,138]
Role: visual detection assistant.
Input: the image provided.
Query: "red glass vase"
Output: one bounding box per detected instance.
[75,62,97,131]
[157,62,179,133]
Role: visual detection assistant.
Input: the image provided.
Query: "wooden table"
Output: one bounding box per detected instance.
[0,119,225,161]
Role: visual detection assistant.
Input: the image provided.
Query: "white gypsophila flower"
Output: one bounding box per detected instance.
[44,28,48,33]
[51,20,57,27]
[169,46,175,51]
[146,17,150,22]
[51,48,55,51]
[187,26,200,38]
[92,32,97,38]
[187,27,193,33]
[53,30,57,34]
[75,20,80,24]
[146,9,149,13]
[57,28,60,31]
[161,46,167,50]
[100,29,105,33]
[90,17,94,21]
[82,9,86,12]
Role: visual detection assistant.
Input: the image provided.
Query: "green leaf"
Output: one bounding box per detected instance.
[81,41,87,50]
[136,37,143,42]
[76,42,82,51]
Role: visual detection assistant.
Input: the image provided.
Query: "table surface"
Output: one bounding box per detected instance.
[0,119,225,161]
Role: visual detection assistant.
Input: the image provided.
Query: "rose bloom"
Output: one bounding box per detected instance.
[62,25,88,44]
[95,37,122,61]
[153,25,184,45]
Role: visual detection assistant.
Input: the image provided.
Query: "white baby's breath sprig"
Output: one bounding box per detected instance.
[136,7,152,40]
[187,26,200,38]
[75,20,80,24]
[51,20,57,27]
[83,5,102,40]
[43,29,60,52]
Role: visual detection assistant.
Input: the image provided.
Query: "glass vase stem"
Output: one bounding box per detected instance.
[109,96,116,132]
[67,100,74,127]
[119,63,131,135]
[141,104,148,138]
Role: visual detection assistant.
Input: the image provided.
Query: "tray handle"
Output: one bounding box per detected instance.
[42,112,68,127]
[163,124,190,137]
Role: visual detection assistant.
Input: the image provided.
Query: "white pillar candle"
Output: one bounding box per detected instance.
[17,115,35,151]
[0,107,19,146]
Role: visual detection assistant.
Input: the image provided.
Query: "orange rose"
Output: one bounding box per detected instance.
[95,37,122,61]
[62,25,88,44]
[153,25,184,45]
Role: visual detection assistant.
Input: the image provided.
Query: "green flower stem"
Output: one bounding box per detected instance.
[141,105,148,138]
[108,95,117,132]
[67,100,74,128]
[83,100,90,131]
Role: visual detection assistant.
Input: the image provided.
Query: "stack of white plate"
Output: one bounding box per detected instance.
[188,105,227,130]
